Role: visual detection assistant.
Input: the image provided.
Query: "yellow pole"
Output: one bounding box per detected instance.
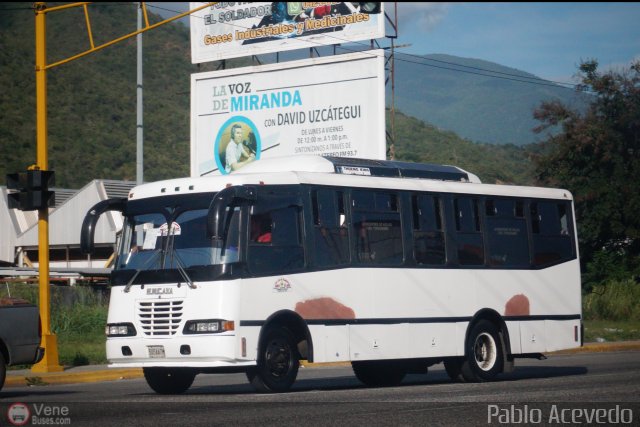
[32,2,63,373]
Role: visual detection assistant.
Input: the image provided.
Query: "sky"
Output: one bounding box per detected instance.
[395,2,640,83]
[149,2,640,84]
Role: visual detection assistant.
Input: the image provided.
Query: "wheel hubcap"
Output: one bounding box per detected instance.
[265,338,291,378]
[474,332,497,371]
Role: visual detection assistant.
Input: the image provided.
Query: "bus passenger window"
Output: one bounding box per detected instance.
[530,201,574,267]
[485,198,529,267]
[312,189,349,267]
[454,197,484,265]
[352,190,403,265]
[412,195,445,265]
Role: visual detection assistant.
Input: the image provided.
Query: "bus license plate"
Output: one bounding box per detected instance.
[147,345,165,358]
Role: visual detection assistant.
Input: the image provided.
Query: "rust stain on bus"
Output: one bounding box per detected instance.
[295,297,356,320]
[505,294,530,316]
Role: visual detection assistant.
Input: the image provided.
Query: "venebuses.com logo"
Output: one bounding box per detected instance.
[7,403,30,426]
[6,402,71,426]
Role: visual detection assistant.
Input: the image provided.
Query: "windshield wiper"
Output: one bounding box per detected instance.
[173,251,197,289]
[166,228,197,289]
[123,218,198,291]
[124,249,162,293]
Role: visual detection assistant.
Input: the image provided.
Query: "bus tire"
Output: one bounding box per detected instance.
[443,357,465,382]
[352,360,406,387]
[461,320,503,382]
[143,367,195,394]
[248,326,299,393]
[0,352,6,392]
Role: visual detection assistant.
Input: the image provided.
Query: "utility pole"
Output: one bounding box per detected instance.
[137,2,144,185]
[386,2,398,161]
[31,1,62,373]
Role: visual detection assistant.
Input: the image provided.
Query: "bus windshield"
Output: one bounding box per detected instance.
[116,207,240,271]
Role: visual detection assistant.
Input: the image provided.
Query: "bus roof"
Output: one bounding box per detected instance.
[127,156,572,202]
[237,155,481,183]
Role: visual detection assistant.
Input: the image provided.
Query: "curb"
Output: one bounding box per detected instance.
[548,340,640,355]
[4,368,143,388]
[4,341,640,388]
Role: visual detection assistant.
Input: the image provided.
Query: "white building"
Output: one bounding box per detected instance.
[0,180,135,270]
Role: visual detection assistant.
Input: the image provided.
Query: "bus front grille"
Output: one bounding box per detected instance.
[138,300,183,336]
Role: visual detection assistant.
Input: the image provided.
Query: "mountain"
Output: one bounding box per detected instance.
[390,111,534,185]
[391,53,589,145]
[1,3,535,189]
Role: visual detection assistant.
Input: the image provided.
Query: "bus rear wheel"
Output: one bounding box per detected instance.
[248,326,299,393]
[461,320,504,382]
[143,367,196,394]
[352,360,406,387]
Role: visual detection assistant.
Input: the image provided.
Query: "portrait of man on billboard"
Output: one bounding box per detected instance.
[223,123,256,173]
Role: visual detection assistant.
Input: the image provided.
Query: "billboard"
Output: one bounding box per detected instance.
[190,2,384,63]
[191,51,386,176]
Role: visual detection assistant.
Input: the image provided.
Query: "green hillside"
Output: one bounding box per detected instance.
[1,3,534,189]
[390,111,534,185]
[393,53,589,146]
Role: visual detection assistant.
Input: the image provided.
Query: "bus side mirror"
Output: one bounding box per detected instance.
[81,198,126,255]
[207,186,256,240]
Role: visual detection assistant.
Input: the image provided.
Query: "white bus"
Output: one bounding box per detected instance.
[81,155,582,394]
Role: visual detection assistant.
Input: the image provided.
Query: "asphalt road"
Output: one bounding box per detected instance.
[1,352,639,426]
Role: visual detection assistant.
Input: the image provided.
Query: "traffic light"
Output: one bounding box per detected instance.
[6,170,55,211]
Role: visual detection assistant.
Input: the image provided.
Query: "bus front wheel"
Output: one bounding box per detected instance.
[248,326,299,393]
[461,320,504,382]
[143,367,195,394]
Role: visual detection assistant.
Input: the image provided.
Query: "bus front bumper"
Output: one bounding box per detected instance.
[106,334,255,368]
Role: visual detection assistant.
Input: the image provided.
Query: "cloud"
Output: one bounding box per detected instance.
[392,2,449,32]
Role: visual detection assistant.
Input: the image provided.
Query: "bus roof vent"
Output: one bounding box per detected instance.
[325,157,476,182]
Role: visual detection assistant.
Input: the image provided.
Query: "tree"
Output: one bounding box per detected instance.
[533,60,640,286]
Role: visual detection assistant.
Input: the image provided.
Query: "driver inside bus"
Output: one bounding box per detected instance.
[251,214,272,243]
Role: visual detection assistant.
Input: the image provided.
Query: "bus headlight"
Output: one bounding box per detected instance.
[106,323,137,337]
[183,319,235,334]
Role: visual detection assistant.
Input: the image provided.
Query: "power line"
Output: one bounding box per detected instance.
[397,53,576,87]
[144,3,587,92]
[388,53,580,90]
[0,3,132,12]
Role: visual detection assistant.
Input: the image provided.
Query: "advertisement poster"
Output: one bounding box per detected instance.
[190,2,384,63]
[191,51,386,176]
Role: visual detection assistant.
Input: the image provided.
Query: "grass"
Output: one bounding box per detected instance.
[54,305,108,366]
[581,279,640,342]
[58,332,107,366]
[583,279,640,322]
[2,282,108,367]
[583,319,640,343]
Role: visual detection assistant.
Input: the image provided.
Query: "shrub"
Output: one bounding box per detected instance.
[583,279,640,321]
